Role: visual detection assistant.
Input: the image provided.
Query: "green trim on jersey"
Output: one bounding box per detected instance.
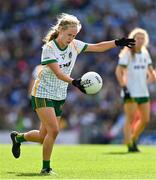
[31,96,65,117]
[118,64,127,68]
[124,97,150,104]
[41,59,58,65]
[81,44,88,53]
[148,63,152,66]
[53,39,68,51]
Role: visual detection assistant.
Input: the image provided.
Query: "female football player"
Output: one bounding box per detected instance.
[10,13,135,174]
[116,28,156,152]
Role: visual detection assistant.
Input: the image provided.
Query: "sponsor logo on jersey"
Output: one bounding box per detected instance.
[134,65,145,69]
[59,61,71,68]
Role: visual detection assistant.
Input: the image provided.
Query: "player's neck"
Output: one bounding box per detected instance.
[55,38,67,49]
[135,47,141,53]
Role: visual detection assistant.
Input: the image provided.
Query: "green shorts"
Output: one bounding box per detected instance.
[31,96,65,117]
[124,97,150,104]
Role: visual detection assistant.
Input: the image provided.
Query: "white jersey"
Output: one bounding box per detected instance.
[31,39,88,100]
[118,50,152,97]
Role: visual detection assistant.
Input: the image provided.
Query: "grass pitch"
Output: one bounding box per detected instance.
[0,144,156,179]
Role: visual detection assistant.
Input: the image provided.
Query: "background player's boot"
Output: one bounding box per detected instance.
[128,141,140,152]
[132,140,140,152]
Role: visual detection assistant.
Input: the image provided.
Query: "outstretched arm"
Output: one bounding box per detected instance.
[85,38,135,52]
[85,40,116,52]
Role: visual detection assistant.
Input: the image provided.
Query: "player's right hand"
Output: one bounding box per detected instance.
[122,86,131,99]
[72,79,86,94]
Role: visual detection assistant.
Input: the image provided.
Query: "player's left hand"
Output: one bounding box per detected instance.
[122,86,131,99]
[115,38,135,48]
[72,79,86,94]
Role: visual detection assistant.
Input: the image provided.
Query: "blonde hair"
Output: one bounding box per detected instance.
[43,13,82,43]
[119,27,149,58]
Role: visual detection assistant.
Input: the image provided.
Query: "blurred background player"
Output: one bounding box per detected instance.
[28,64,43,97]
[10,13,135,175]
[116,27,156,152]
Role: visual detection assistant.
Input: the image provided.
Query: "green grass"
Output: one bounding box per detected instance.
[0,144,156,179]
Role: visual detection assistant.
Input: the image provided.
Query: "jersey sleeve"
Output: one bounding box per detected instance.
[72,39,88,54]
[41,44,58,65]
[118,52,130,67]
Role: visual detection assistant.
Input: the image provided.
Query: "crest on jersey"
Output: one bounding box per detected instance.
[60,52,67,60]
[69,52,72,59]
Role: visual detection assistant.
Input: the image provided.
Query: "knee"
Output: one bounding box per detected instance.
[39,128,59,144]
[52,127,59,137]
[48,127,59,138]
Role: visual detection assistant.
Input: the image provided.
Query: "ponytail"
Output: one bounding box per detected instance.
[43,28,59,43]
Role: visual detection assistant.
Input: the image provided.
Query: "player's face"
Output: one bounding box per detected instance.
[134,33,145,50]
[59,26,78,46]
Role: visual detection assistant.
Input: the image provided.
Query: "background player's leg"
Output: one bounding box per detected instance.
[123,102,138,148]
[132,102,150,141]
[131,110,141,133]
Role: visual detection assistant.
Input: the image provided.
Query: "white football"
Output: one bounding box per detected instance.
[81,71,103,95]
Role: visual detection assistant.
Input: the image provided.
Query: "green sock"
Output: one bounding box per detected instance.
[127,143,132,148]
[16,134,26,143]
[43,160,50,169]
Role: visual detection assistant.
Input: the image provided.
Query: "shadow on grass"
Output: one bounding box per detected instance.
[103,152,128,155]
[7,171,58,177]
[7,171,43,177]
[105,151,141,155]
[17,173,42,176]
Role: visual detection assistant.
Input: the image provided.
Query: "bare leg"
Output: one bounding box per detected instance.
[132,102,150,141]
[124,102,138,145]
[24,123,47,143]
[131,110,141,133]
[36,107,59,161]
